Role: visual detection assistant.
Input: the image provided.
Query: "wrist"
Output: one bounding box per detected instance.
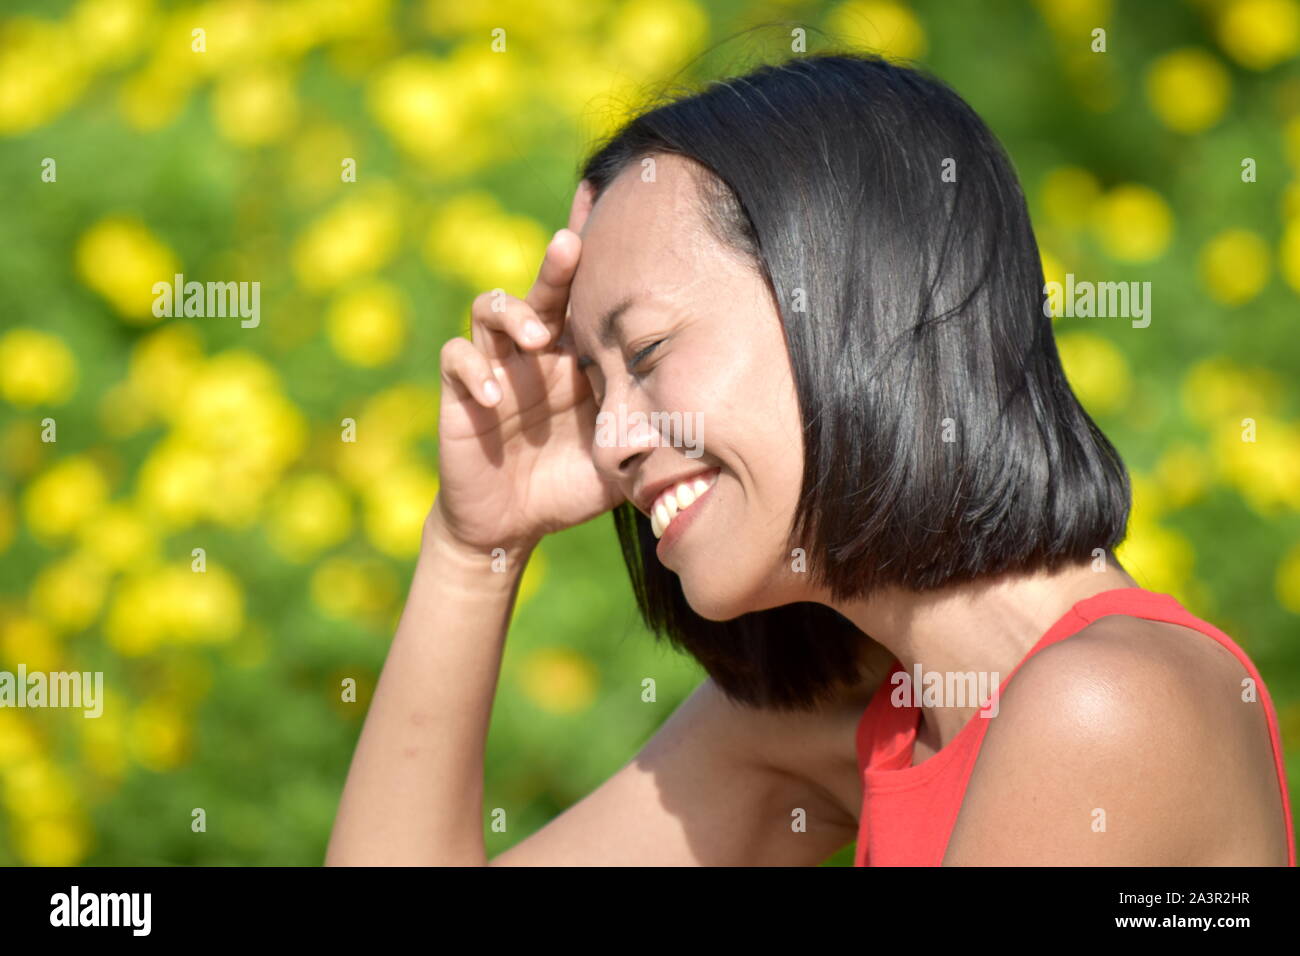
[420,510,538,576]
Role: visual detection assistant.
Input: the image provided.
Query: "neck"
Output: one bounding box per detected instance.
[828,559,1141,750]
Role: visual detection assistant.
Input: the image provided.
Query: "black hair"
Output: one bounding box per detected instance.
[579,51,1131,712]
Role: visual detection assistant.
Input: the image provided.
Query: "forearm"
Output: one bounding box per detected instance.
[325,521,533,865]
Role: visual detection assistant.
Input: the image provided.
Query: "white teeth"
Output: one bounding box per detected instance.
[649,470,718,539]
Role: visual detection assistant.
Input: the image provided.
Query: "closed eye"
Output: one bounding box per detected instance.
[629,339,664,373]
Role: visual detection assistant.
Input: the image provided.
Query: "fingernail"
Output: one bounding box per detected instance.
[523,319,549,343]
[483,379,502,403]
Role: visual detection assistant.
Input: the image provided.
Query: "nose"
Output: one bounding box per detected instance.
[589,387,662,484]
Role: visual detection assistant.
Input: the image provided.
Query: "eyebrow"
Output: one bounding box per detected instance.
[576,294,642,370]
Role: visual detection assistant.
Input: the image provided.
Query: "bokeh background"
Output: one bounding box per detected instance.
[0,0,1298,866]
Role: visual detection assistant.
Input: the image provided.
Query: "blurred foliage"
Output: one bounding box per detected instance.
[0,0,1297,867]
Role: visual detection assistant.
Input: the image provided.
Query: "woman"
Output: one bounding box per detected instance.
[326,52,1295,866]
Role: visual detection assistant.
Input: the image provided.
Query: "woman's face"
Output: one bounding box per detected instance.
[565,153,813,619]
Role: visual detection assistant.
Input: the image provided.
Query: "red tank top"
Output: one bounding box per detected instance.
[853,586,1296,866]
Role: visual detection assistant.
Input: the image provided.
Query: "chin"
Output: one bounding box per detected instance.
[678,580,754,623]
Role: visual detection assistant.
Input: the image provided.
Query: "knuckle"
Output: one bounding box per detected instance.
[473,288,515,319]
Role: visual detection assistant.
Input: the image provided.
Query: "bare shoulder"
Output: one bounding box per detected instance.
[943,615,1290,865]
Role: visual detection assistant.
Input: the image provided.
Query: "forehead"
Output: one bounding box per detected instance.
[565,154,714,344]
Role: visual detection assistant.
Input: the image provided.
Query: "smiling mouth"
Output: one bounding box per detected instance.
[649,468,721,539]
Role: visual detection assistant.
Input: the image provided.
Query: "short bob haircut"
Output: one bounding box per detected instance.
[578,51,1131,713]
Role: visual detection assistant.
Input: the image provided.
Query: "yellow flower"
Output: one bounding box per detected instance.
[1055,332,1132,416]
[78,502,160,569]
[134,350,308,528]
[1180,356,1282,428]
[212,64,298,146]
[105,562,245,652]
[126,323,206,421]
[22,455,110,543]
[335,383,440,487]
[1216,0,1300,70]
[128,698,189,771]
[81,689,128,781]
[266,472,354,561]
[0,492,13,554]
[423,0,596,40]
[173,351,304,463]
[367,53,483,173]
[609,0,709,77]
[30,552,110,633]
[1,615,62,672]
[1040,166,1101,230]
[292,185,400,292]
[0,711,40,769]
[1199,228,1271,305]
[159,562,245,644]
[16,815,91,866]
[0,419,49,480]
[425,191,549,295]
[1145,48,1231,134]
[1153,442,1210,510]
[1280,218,1300,294]
[310,555,398,621]
[135,437,213,527]
[0,329,77,405]
[181,0,272,76]
[2,759,79,819]
[74,216,181,321]
[265,0,330,58]
[104,573,170,655]
[825,0,928,61]
[70,0,153,70]
[1091,184,1173,262]
[0,17,89,135]
[364,464,439,558]
[1031,0,1113,38]
[1276,542,1300,614]
[1114,516,1195,597]
[1128,471,1166,526]
[518,647,598,715]
[536,37,634,135]
[326,280,407,367]
[1213,415,1300,513]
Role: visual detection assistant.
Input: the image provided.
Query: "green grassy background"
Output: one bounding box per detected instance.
[0,0,1297,866]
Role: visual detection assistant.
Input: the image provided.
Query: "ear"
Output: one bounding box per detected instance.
[567,179,596,235]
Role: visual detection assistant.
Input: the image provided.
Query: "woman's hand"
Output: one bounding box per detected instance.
[430,181,625,556]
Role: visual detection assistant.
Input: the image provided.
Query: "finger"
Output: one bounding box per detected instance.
[440,336,505,408]
[523,227,581,333]
[568,179,596,235]
[469,288,532,362]
[470,289,554,357]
